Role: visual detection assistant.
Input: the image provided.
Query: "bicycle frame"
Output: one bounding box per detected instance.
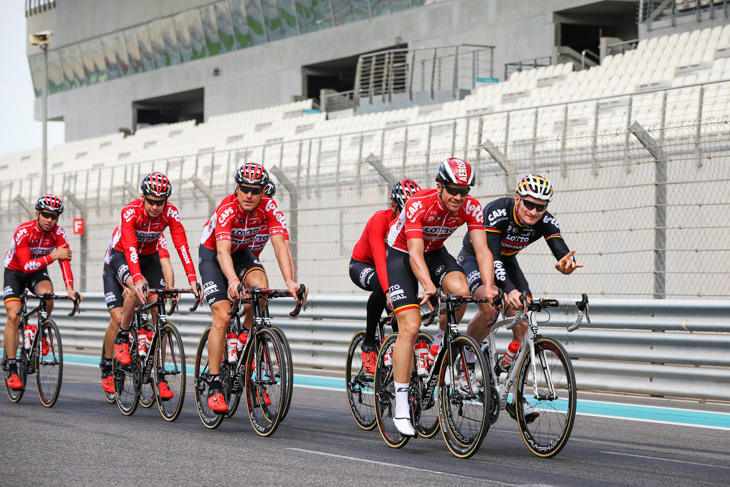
[482,293,589,416]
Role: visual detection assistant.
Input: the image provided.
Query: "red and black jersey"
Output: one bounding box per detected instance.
[111,198,196,284]
[352,209,395,293]
[388,189,483,253]
[4,220,73,286]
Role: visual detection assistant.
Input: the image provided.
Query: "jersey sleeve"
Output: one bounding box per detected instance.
[54,226,74,287]
[213,203,235,243]
[483,200,517,294]
[540,212,572,262]
[119,204,143,283]
[368,212,391,293]
[263,198,287,236]
[13,229,53,275]
[464,196,484,231]
[403,198,426,241]
[164,204,197,283]
[157,234,171,259]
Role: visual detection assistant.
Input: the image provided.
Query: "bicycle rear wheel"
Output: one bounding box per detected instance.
[154,323,186,422]
[373,333,409,449]
[271,326,293,421]
[414,332,439,438]
[515,337,577,458]
[244,328,288,437]
[100,342,115,403]
[3,350,27,403]
[346,330,377,431]
[114,332,140,416]
[35,319,63,407]
[438,335,490,459]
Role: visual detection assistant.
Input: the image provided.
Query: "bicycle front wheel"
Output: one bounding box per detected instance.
[114,332,140,416]
[438,335,490,459]
[35,319,63,407]
[194,327,231,429]
[245,328,288,437]
[373,333,409,449]
[271,326,293,421]
[345,330,377,431]
[3,350,27,403]
[154,323,186,422]
[515,337,577,458]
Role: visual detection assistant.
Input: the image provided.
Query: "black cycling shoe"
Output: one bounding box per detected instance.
[506,399,540,424]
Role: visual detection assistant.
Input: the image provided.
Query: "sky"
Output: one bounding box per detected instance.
[0,1,65,157]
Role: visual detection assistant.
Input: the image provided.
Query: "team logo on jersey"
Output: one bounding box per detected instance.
[543,214,559,228]
[219,207,235,224]
[406,201,423,221]
[129,247,139,264]
[24,261,42,272]
[123,208,135,222]
[465,201,482,222]
[494,261,506,281]
[180,245,191,264]
[166,206,181,222]
[488,208,507,225]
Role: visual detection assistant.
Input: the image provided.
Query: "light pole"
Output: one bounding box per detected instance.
[29,30,53,195]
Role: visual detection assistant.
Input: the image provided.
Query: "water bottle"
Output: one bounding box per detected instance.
[501,341,520,369]
[23,324,37,350]
[427,344,440,368]
[415,341,429,377]
[383,338,394,367]
[237,330,249,353]
[226,332,239,363]
[138,324,153,358]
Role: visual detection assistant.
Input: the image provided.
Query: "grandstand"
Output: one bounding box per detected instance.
[2,0,729,299]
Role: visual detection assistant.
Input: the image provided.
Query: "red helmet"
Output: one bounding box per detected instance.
[390,178,421,211]
[141,172,172,198]
[35,194,64,214]
[235,163,269,187]
[435,158,475,186]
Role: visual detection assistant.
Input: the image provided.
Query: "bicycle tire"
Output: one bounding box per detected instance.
[114,331,140,416]
[100,342,115,404]
[3,349,27,403]
[140,377,156,408]
[271,326,293,422]
[244,328,288,437]
[438,334,490,459]
[515,336,577,458]
[414,332,439,438]
[345,330,377,431]
[194,327,228,428]
[154,323,186,422]
[373,333,410,449]
[35,319,63,407]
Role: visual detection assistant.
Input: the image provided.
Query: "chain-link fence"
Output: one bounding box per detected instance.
[2,90,729,299]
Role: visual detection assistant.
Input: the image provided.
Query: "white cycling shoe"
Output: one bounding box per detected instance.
[393,417,417,437]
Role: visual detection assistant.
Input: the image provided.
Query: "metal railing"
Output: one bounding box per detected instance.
[639,0,730,29]
[504,56,552,81]
[355,44,495,107]
[2,294,728,401]
[321,90,356,113]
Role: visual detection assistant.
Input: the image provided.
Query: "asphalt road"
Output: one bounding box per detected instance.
[1,361,729,487]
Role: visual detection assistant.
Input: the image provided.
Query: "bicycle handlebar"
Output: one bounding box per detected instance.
[227,283,308,318]
[22,292,82,317]
[508,292,590,331]
[147,283,203,314]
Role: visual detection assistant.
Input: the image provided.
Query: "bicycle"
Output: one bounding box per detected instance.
[374,290,502,458]
[481,292,589,458]
[113,284,202,421]
[194,284,306,436]
[346,305,437,431]
[2,291,80,407]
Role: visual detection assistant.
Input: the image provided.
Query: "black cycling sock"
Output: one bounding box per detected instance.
[115,329,129,343]
[7,359,17,374]
[209,374,221,392]
[365,288,387,348]
[103,359,113,373]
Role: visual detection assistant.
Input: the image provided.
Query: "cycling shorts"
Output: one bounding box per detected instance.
[348,258,382,293]
[3,268,51,303]
[102,263,125,310]
[386,246,463,315]
[457,249,531,297]
[198,245,265,306]
[107,249,165,295]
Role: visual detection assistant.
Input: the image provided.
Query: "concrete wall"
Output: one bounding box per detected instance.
[29,0,620,141]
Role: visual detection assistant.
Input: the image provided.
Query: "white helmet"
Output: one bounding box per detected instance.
[516,174,553,202]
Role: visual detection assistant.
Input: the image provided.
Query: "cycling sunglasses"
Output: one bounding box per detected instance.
[144,196,167,207]
[238,185,264,195]
[39,211,59,220]
[520,196,548,212]
[442,185,470,197]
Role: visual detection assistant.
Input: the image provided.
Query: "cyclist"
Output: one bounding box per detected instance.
[349,178,421,374]
[458,173,581,420]
[3,194,82,390]
[100,232,174,395]
[386,158,498,436]
[199,163,306,413]
[106,172,199,400]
